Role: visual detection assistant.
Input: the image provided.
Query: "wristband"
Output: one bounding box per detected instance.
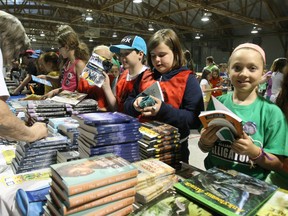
[250,147,273,161]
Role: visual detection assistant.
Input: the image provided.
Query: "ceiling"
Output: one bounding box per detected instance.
[2,0,288,51]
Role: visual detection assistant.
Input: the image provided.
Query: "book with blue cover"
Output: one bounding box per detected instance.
[73,111,138,126]
[31,75,52,86]
[50,153,138,196]
[49,117,79,129]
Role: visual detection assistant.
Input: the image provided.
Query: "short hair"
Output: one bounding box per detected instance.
[147,29,185,70]
[206,56,214,64]
[0,11,30,65]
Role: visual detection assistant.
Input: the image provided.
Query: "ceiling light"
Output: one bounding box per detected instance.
[85,13,93,21]
[89,37,93,42]
[148,24,154,31]
[40,31,45,37]
[201,12,211,22]
[251,26,261,34]
[195,33,201,39]
[133,0,142,3]
[51,46,54,50]
[112,32,117,38]
[32,37,37,42]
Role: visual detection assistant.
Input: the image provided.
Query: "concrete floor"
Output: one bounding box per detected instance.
[188,130,207,171]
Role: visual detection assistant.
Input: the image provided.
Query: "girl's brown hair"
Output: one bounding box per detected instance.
[147,29,185,70]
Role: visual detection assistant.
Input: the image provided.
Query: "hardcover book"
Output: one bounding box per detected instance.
[27,100,66,108]
[31,75,52,86]
[50,90,87,105]
[48,117,79,129]
[50,153,138,195]
[256,188,288,216]
[199,96,243,138]
[174,167,277,216]
[131,188,212,216]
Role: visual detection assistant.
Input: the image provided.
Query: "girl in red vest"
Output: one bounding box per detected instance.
[124,29,204,163]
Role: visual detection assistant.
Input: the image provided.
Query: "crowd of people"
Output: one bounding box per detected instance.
[0,11,288,190]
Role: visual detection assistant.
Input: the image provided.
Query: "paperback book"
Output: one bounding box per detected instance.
[199,96,243,139]
[137,81,164,101]
[174,167,277,216]
[50,90,87,105]
[31,75,52,86]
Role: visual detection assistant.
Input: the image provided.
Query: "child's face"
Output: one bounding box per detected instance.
[110,65,120,77]
[212,71,218,78]
[150,42,174,74]
[228,48,264,93]
[119,49,142,69]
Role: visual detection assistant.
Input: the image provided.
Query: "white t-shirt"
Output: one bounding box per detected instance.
[270,71,283,103]
[0,49,9,100]
[200,79,212,102]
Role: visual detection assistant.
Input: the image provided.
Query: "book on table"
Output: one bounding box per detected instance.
[131,188,212,216]
[256,188,288,216]
[50,90,87,105]
[50,153,138,196]
[174,167,277,216]
[199,96,243,141]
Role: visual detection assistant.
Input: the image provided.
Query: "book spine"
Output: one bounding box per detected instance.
[68,178,137,207]
[63,187,136,214]
[108,205,133,216]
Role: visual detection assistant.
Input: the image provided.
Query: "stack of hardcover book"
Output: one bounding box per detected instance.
[44,153,138,216]
[56,150,80,163]
[73,112,142,162]
[66,99,98,115]
[48,117,79,134]
[11,133,70,174]
[132,158,178,204]
[138,121,182,169]
[25,101,71,125]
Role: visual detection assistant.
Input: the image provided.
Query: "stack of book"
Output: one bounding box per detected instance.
[66,99,98,115]
[73,112,142,162]
[138,121,182,169]
[56,150,80,163]
[48,117,79,134]
[11,133,70,174]
[7,100,28,116]
[25,101,70,125]
[45,153,138,216]
[132,158,178,204]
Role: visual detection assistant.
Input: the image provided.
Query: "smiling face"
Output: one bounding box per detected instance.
[150,42,174,74]
[228,48,264,94]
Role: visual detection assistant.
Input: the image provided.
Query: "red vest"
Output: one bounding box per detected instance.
[139,70,192,109]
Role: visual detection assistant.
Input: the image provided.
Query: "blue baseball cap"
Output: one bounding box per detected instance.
[30,49,43,59]
[110,35,147,55]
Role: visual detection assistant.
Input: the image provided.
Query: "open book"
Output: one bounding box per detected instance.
[50,90,87,105]
[138,81,164,101]
[80,53,106,88]
[199,96,243,140]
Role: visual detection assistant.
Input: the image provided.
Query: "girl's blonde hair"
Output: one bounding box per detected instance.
[0,11,30,65]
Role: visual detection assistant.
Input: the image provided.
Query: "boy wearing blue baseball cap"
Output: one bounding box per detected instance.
[102,35,150,112]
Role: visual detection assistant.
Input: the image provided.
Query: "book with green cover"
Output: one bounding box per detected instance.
[131,188,212,216]
[174,167,277,216]
[50,153,138,195]
[256,188,288,216]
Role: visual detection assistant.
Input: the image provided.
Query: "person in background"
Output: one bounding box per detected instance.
[265,63,288,189]
[210,67,224,97]
[101,35,149,112]
[269,58,287,103]
[43,30,89,98]
[12,49,44,95]
[0,11,47,142]
[219,62,231,89]
[109,58,121,95]
[203,56,218,72]
[9,59,21,85]
[184,49,195,72]
[198,43,286,182]
[124,29,204,163]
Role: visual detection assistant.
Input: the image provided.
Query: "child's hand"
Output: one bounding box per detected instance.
[101,72,110,91]
[200,125,222,147]
[141,96,161,117]
[133,97,145,112]
[231,132,260,158]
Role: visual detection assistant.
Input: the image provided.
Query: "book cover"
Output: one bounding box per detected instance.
[138,81,164,101]
[31,75,52,86]
[51,90,87,105]
[256,188,288,216]
[81,53,106,88]
[57,150,80,163]
[27,100,66,108]
[73,111,138,126]
[47,194,134,216]
[50,153,138,195]
[49,117,79,129]
[23,133,68,148]
[174,167,277,216]
[50,186,136,215]
[131,188,212,216]
[199,96,243,138]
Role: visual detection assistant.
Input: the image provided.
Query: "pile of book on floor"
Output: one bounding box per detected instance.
[132,158,178,204]
[44,153,138,216]
[138,121,182,169]
[74,112,142,162]
[48,117,80,150]
[174,167,278,216]
[11,133,70,174]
